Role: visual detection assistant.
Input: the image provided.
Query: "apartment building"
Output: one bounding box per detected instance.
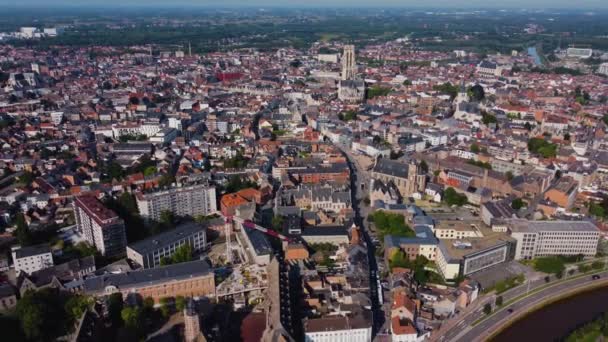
[73,196,127,257]
[136,184,217,221]
[127,222,208,268]
[11,244,54,275]
[508,220,600,260]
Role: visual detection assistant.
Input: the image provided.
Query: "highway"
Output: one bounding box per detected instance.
[448,270,608,342]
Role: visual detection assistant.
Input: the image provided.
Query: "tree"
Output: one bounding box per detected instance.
[65,295,92,319]
[159,298,171,317]
[564,133,571,141]
[443,187,468,206]
[159,210,175,227]
[470,143,481,153]
[419,160,429,174]
[175,296,187,312]
[171,243,193,264]
[14,213,32,246]
[468,84,485,102]
[121,306,143,330]
[556,270,564,279]
[544,275,551,283]
[16,289,78,341]
[511,198,525,210]
[143,297,155,310]
[483,303,492,315]
[107,293,124,327]
[495,296,503,307]
[568,269,575,276]
[506,171,514,181]
[271,215,284,232]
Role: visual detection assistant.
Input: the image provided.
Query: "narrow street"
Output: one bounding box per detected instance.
[337,144,386,337]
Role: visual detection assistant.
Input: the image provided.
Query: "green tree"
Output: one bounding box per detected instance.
[143,297,155,310]
[171,243,193,264]
[121,306,143,330]
[16,289,76,341]
[271,215,284,232]
[495,296,503,307]
[107,293,124,327]
[159,210,175,227]
[175,296,187,312]
[419,160,429,174]
[159,298,171,317]
[511,198,525,210]
[483,303,492,315]
[443,188,468,206]
[14,213,32,246]
[506,171,514,181]
[468,84,485,102]
[470,143,480,153]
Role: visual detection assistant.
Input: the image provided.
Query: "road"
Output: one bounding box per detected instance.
[337,143,384,336]
[448,270,608,342]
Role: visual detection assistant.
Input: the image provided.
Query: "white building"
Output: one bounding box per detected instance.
[136,184,217,221]
[567,48,593,59]
[11,244,54,275]
[508,220,600,260]
[304,315,372,342]
[598,63,608,76]
[317,53,339,63]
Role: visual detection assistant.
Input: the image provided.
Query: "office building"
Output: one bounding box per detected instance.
[11,244,54,275]
[127,222,208,268]
[508,219,600,260]
[83,260,215,304]
[73,196,127,257]
[136,184,217,221]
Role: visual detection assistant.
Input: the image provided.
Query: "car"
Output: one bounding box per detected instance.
[592,274,601,280]
[507,308,514,314]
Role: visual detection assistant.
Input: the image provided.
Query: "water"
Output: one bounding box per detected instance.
[527,46,543,66]
[492,286,608,341]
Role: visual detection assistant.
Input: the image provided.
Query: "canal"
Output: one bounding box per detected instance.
[492,285,608,341]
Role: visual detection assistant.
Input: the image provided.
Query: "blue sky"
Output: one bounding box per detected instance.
[0,0,607,9]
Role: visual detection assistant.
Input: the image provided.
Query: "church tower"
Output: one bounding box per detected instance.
[341,45,356,80]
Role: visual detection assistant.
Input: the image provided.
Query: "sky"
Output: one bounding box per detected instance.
[0,0,607,9]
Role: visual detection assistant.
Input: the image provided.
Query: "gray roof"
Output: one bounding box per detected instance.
[244,227,273,256]
[384,226,439,248]
[509,220,599,233]
[84,260,212,293]
[372,159,408,179]
[128,222,207,255]
[13,243,51,259]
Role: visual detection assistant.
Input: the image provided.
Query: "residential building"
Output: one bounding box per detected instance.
[0,285,17,312]
[127,222,208,268]
[73,196,127,257]
[83,260,215,304]
[508,219,600,260]
[11,244,54,275]
[304,313,372,342]
[544,176,578,209]
[136,184,217,221]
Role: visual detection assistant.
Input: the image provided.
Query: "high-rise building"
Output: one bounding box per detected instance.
[341,45,356,80]
[73,196,127,257]
[136,184,217,221]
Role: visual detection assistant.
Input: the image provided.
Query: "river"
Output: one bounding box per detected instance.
[492,285,608,341]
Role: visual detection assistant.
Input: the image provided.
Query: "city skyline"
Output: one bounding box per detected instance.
[1,0,608,9]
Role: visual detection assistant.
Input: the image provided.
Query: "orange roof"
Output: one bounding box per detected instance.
[236,188,261,201]
[392,290,416,313]
[391,316,417,335]
[221,193,249,208]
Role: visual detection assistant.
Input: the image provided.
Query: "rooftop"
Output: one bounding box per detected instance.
[127,222,207,255]
[73,196,122,226]
[13,243,51,259]
[508,219,599,234]
[84,260,212,292]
